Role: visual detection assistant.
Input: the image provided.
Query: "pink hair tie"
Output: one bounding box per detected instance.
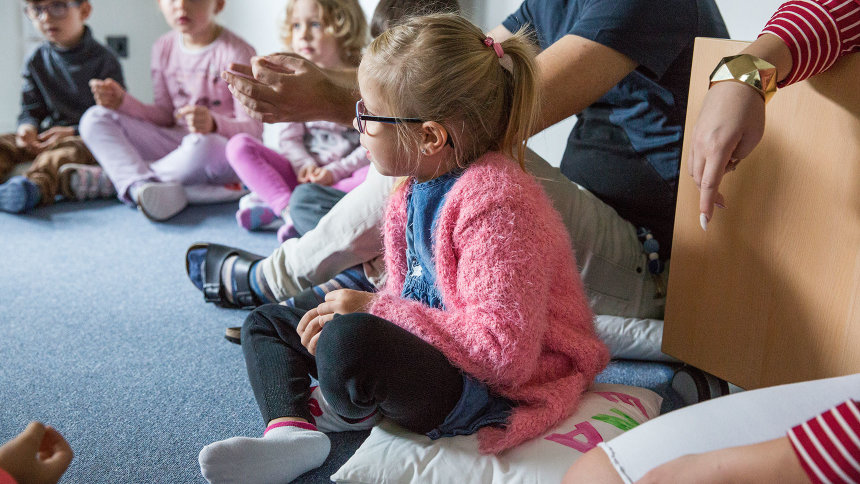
[483,36,504,58]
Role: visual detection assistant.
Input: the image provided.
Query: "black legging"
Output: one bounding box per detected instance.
[241,304,464,433]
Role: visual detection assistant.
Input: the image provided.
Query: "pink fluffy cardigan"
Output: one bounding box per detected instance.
[368,151,609,454]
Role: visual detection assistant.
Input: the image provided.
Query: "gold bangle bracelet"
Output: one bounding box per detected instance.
[708,54,778,103]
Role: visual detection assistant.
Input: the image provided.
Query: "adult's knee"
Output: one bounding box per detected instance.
[290,183,324,207]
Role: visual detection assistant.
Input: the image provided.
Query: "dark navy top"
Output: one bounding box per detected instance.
[400,171,514,439]
[18,26,125,133]
[503,0,728,256]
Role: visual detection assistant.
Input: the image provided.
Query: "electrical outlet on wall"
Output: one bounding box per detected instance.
[106,35,128,58]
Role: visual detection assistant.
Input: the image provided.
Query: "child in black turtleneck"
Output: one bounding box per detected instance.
[0,0,124,213]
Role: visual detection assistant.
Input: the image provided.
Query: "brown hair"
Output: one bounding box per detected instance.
[360,13,540,170]
[369,0,460,39]
[281,0,368,67]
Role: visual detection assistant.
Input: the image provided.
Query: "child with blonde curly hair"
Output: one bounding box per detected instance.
[226,0,369,241]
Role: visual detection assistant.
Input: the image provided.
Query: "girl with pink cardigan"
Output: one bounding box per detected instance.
[197,14,608,484]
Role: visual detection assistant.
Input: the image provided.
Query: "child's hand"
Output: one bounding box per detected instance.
[297,164,315,184]
[34,126,75,150]
[307,167,333,186]
[89,78,125,109]
[15,125,40,156]
[0,422,73,484]
[176,105,215,134]
[296,289,376,355]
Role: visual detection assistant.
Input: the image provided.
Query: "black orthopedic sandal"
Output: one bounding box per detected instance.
[185,242,265,310]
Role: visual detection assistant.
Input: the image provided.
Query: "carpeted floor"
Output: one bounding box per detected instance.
[0,198,681,483]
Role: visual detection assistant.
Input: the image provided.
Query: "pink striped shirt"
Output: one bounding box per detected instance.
[788,399,860,484]
[761,0,860,86]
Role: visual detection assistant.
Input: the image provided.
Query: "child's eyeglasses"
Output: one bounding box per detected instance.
[354,99,423,135]
[355,99,454,147]
[24,1,81,20]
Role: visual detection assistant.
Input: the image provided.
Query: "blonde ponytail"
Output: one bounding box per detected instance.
[361,14,541,169]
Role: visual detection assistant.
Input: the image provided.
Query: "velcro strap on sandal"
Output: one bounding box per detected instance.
[232,256,258,309]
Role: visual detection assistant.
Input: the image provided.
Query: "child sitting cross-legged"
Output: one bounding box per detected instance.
[197,13,608,484]
[0,0,123,214]
[226,0,370,242]
[78,0,262,221]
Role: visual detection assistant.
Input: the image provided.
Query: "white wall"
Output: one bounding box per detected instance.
[0,0,785,155]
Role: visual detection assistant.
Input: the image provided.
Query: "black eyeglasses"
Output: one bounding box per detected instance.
[24,1,80,20]
[355,99,454,148]
[355,99,423,134]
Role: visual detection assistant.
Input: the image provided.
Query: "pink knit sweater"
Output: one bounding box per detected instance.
[368,151,609,454]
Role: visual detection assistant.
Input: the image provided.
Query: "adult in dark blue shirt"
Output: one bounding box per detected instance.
[492,0,728,259]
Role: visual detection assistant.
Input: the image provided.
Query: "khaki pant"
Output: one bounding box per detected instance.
[0,133,96,205]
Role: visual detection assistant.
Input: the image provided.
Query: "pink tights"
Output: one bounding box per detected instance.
[226,133,368,215]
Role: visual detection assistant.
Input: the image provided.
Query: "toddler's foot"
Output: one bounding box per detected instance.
[277,221,299,243]
[0,176,41,213]
[236,206,277,231]
[135,181,187,221]
[198,422,330,484]
[308,386,380,432]
[58,163,116,200]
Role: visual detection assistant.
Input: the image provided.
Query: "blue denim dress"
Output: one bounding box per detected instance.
[401,172,513,439]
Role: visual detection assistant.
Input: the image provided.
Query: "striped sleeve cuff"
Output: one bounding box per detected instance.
[761,0,860,86]
[788,399,860,484]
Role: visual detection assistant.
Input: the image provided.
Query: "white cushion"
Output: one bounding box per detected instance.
[331,383,662,484]
[594,315,678,362]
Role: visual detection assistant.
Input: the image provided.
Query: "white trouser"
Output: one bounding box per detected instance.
[261,149,664,320]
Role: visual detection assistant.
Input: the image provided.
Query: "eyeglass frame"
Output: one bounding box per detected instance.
[354,99,424,134]
[355,99,454,148]
[23,1,81,20]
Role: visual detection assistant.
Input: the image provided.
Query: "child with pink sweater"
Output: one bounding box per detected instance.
[226,0,369,241]
[198,14,607,484]
[79,0,262,221]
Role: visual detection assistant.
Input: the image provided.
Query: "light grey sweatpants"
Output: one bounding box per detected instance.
[79,105,239,203]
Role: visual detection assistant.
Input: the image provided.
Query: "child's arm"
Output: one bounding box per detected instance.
[278,123,317,177]
[114,40,175,126]
[320,145,369,183]
[208,43,264,139]
[17,65,49,136]
[209,101,263,139]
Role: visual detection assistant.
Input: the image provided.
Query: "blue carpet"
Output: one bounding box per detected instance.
[0,199,367,483]
[0,199,682,483]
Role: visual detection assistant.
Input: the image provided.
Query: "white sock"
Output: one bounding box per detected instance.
[198,422,330,484]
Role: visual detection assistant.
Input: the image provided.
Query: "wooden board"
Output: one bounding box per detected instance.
[662,38,860,389]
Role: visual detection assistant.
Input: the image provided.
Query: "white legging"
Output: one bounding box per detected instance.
[599,373,860,483]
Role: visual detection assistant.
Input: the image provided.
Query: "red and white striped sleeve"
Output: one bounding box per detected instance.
[760,0,860,86]
[787,399,860,484]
